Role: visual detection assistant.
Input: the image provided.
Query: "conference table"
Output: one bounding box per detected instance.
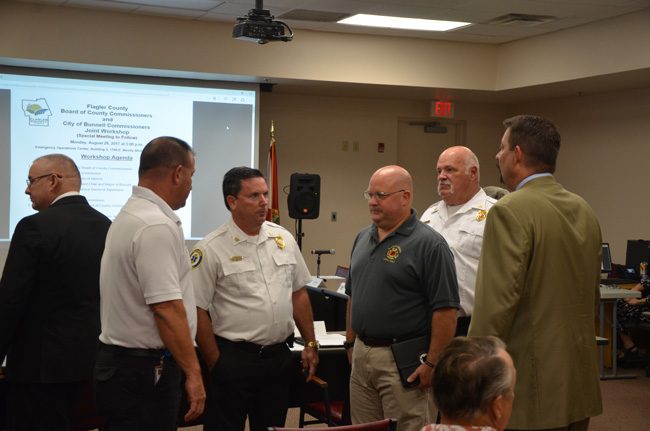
[598,284,641,380]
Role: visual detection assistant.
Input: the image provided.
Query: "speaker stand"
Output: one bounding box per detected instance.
[296,219,304,251]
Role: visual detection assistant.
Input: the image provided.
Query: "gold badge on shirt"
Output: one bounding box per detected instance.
[384,245,401,263]
[476,209,487,222]
[190,249,203,269]
[230,255,243,262]
[272,234,285,250]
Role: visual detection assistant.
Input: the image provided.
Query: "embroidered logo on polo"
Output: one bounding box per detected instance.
[384,245,401,263]
[190,249,203,269]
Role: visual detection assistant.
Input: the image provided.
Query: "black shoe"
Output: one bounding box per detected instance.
[618,345,639,368]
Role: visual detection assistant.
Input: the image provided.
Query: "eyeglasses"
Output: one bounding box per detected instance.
[363,189,405,200]
[26,173,60,187]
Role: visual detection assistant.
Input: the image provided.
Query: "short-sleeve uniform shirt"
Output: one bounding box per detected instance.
[191,218,311,345]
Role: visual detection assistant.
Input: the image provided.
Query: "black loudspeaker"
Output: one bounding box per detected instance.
[288,173,320,219]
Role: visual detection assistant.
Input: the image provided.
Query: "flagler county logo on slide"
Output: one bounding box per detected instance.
[22,98,52,126]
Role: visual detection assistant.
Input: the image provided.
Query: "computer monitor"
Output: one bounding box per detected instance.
[306,286,348,332]
[601,243,613,273]
[625,239,650,279]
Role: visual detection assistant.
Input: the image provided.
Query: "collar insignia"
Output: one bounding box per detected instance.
[476,209,487,222]
[190,249,203,269]
[384,245,401,263]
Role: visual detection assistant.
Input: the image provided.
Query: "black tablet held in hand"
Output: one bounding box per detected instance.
[390,335,429,388]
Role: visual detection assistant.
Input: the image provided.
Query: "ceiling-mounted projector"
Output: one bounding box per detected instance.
[232,1,293,44]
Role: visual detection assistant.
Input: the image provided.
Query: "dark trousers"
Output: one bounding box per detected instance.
[455,316,471,337]
[93,343,182,431]
[4,381,82,431]
[204,337,293,431]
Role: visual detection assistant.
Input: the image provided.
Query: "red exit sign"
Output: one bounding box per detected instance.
[431,101,455,118]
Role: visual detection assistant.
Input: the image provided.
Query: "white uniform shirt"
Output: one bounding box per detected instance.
[191,218,312,345]
[99,186,197,348]
[420,188,495,316]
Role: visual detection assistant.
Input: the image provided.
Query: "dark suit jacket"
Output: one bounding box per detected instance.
[0,195,111,383]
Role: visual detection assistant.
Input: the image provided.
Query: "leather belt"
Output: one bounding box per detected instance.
[99,342,169,360]
[357,334,415,347]
[216,336,289,358]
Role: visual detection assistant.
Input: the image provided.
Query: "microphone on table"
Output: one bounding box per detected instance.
[311,249,335,255]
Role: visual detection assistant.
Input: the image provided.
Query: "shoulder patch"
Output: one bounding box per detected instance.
[190,248,203,269]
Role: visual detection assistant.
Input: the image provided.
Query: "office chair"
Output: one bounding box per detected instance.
[298,375,348,427]
[272,417,397,431]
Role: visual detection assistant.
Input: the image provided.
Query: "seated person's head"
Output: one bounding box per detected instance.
[432,336,516,431]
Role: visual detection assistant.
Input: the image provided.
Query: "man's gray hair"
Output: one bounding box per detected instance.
[432,336,513,421]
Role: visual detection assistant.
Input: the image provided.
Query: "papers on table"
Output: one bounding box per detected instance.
[293,320,346,350]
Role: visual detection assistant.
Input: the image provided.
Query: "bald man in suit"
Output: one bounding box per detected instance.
[0,154,111,430]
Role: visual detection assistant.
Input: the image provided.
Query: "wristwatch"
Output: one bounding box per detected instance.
[419,353,435,368]
[343,340,355,350]
[305,340,320,350]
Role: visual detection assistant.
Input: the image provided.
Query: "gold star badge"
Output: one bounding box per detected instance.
[476,209,487,222]
[273,235,285,250]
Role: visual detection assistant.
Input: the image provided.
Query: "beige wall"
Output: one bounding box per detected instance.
[259,93,506,275]
[257,86,650,274]
[509,87,650,263]
[1,0,649,272]
[2,1,650,91]
[0,83,648,273]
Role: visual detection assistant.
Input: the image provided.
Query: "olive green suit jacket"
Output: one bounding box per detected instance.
[469,176,603,429]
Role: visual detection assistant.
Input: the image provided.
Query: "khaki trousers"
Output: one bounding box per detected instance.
[350,338,436,431]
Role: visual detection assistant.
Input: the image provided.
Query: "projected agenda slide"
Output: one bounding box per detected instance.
[0,72,257,241]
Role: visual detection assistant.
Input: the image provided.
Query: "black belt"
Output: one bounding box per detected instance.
[216,336,289,358]
[357,334,417,347]
[99,342,170,360]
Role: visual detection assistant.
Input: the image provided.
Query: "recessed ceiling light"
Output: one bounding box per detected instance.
[338,14,471,32]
